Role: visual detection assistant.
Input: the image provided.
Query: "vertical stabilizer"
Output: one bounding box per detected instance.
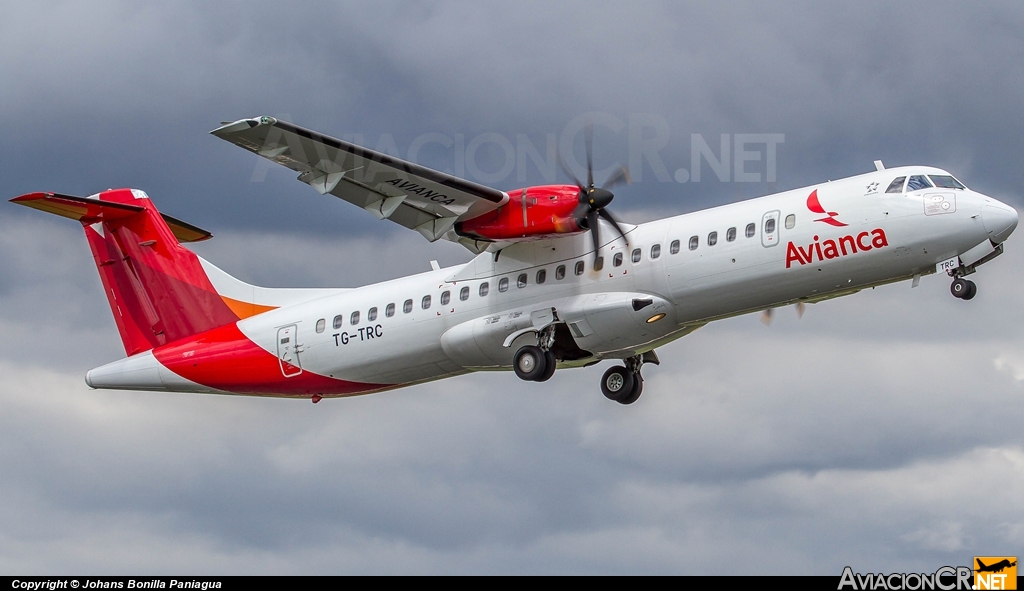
[12,189,239,355]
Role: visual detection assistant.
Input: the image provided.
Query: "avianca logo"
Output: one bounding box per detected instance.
[807,189,847,227]
[383,178,456,206]
[786,229,889,268]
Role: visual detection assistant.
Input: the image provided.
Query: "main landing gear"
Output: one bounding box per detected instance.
[601,353,657,406]
[513,325,557,383]
[950,277,977,300]
[511,327,657,406]
[513,345,556,382]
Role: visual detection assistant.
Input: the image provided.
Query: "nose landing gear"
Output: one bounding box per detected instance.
[950,277,977,300]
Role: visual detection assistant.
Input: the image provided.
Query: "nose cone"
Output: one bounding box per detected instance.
[982,199,1019,244]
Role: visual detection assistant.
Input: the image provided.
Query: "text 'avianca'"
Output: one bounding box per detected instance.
[785,229,889,268]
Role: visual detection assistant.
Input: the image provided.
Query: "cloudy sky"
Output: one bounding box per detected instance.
[2,0,1023,575]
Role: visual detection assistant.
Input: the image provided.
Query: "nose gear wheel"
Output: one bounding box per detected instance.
[950,278,977,300]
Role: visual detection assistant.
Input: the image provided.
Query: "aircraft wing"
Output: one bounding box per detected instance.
[211,117,508,243]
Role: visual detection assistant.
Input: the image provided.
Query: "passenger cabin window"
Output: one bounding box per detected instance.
[886,176,906,193]
[689,236,699,250]
[613,252,623,267]
[555,265,566,280]
[460,286,470,301]
[726,227,736,242]
[745,223,755,238]
[907,175,933,191]
[479,282,489,296]
[632,248,641,263]
[575,261,585,275]
[333,315,343,330]
[350,311,360,325]
[440,291,450,305]
[785,214,796,229]
[929,175,966,189]
[421,295,431,310]
[498,277,509,292]
[670,240,680,254]
[517,273,527,288]
[316,318,326,333]
[536,269,546,284]
[765,218,776,234]
[386,303,396,317]
[594,257,604,271]
[708,231,718,246]
[651,244,661,259]
[368,307,377,321]
[403,299,413,314]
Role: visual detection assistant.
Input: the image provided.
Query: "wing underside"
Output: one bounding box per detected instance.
[211,117,508,245]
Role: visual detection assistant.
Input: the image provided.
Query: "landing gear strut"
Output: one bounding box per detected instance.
[601,353,654,405]
[950,277,977,300]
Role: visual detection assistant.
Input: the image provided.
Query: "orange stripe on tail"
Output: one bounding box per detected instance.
[220,296,278,319]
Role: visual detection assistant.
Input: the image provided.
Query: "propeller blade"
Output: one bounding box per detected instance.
[557,152,585,191]
[587,210,601,261]
[521,188,528,228]
[585,123,594,189]
[760,309,774,326]
[602,166,631,190]
[598,208,629,246]
[796,302,806,318]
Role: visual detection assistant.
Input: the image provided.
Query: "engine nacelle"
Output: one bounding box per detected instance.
[455,185,584,241]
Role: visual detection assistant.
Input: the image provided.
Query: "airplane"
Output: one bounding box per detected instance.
[10,116,1019,405]
[976,558,1016,573]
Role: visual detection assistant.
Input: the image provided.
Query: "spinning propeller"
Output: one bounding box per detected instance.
[760,302,807,326]
[559,124,631,262]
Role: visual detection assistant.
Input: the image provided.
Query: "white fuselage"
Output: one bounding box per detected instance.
[217,166,1011,392]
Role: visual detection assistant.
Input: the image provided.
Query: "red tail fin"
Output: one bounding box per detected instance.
[12,189,240,355]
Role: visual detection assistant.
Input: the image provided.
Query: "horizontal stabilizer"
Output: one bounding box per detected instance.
[159,213,213,243]
[12,191,142,221]
[11,192,212,242]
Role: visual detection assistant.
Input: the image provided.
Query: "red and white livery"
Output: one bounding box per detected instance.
[12,117,1018,405]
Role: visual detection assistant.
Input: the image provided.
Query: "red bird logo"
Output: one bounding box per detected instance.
[807,190,847,227]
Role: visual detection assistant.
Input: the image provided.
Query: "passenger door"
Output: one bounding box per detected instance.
[761,210,780,247]
[276,324,303,377]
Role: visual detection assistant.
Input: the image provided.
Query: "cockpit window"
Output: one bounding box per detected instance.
[929,175,966,189]
[885,177,906,194]
[906,175,933,191]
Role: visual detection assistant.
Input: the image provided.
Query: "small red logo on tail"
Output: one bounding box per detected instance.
[807,190,847,227]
